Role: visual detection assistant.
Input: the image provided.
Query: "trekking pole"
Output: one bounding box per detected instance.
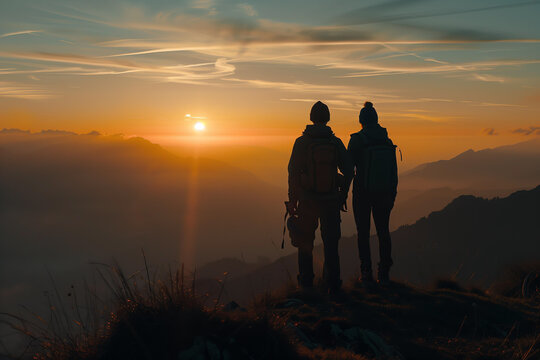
[281,202,289,249]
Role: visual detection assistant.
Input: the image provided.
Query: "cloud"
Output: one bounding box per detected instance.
[483,128,498,136]
[0,52,235,82]
[0,30,42,38]
[192,0,215,9]
[472,73,505,83]
[1,0,538,101]
[184,114,207,121]
[224,78,357,94]
[512,126,540,135]
[334,0,540,27]
[390,22,513,44]
[385,112,458,122]
[102,44,222,58]
[0,81,54,100]
[330,1,540,47]
[223,79,392,110]
[279,94,488,109]
[281,98,352,106]
[280,98,356,110]
[213,57,235,73]
[107,9,539,54]
[153,15,373,45]
[330,59,540,78]
[475,102,523,108]
[31,4,535,89]
[237,3,257,17]
[1,51,141,70]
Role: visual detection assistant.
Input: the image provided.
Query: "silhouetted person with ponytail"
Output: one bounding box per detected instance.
[348,102,398,284]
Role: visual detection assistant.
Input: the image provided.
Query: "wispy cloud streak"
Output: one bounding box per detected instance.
[512,126,540,135]
[0,52,236,80]
[335,0,540,26]
[0,81,53,99]
[0,30,42,38]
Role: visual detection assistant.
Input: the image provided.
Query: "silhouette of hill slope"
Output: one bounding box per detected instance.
[0,129,287,315]
[391,187,462,229]
[199,186,540,303]
[269,283,539,359]
[391,185,540,286]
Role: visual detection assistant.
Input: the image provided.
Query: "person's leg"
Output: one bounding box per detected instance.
[296,201,318,288]
[297,245,314,287]
[319,200,342,292]
[372,192,395,282]
[353,191,373,280]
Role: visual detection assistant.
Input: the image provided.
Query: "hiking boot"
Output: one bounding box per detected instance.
[297,273,314,289]
[328,284,342,296]
[360,270,375,284]
[299,280,313,290]
[377,269,390,284]
[323,277,342,295]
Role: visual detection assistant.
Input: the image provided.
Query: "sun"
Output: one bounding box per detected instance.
[193,121,206,132]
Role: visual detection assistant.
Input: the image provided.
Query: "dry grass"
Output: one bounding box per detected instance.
[1,256,300,360]
[2,259,539,360]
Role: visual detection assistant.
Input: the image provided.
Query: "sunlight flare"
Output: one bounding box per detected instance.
[194,121,206,132]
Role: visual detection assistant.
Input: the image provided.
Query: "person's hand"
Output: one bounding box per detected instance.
[339,192,348,212]
[286,200,298,215]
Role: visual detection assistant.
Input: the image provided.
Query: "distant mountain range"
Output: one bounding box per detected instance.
[198,185,540,304]
[0,129,286,264]
[399,138,540,191]
[0,129,286,314]
[390,138,540,228]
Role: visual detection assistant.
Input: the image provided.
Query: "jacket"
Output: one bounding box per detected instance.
[288,124,353,201]
[347,123,395,192]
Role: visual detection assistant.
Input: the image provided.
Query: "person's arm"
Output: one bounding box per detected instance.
[385,133,398,197]
[348,133,366,181]
[347,135,357,174]
[337,138,354,201]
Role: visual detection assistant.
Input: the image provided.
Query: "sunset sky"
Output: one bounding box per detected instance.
[1,0,539,168]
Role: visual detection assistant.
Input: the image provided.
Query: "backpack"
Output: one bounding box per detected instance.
[360,133,398,193]
[300,138,339,194]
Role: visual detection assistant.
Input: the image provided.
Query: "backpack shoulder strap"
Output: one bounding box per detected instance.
[360,132,394,147]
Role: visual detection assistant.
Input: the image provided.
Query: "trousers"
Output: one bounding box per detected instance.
[353,190,395,273]
[295,199,342,288]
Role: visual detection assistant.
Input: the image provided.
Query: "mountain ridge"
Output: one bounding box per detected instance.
[402,138,540,178]
[197,185,540,304]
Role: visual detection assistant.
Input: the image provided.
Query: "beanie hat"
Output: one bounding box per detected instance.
[310,101,330,124]
[359,101,378,125]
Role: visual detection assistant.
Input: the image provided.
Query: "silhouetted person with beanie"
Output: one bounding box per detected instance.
[348,102,398,284]
[287,101,353,293]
